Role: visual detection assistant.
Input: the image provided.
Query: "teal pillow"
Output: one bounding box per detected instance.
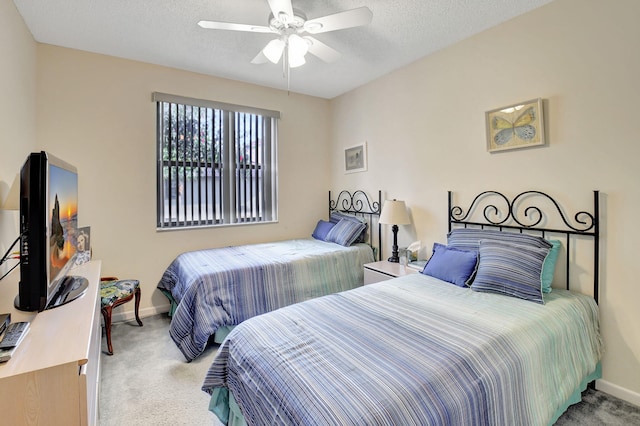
[541,240,561,293]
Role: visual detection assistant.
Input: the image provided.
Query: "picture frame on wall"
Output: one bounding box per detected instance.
[344,142,367,173]
[486,98,545,152]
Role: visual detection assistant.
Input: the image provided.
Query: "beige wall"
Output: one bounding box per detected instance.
[330,0,640,405]
[33,45,331,314]
[0,0,36,275]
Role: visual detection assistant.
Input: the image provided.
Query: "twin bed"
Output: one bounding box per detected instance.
[157,190,382,361]
[194,190,603,426]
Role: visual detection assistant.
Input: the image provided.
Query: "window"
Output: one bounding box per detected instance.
[153,92,279,229]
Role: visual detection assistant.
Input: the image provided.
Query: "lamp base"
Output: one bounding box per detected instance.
[388,224,400,263]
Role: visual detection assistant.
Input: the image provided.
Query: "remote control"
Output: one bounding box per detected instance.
[0,321,29,349]
[0,313,10,335]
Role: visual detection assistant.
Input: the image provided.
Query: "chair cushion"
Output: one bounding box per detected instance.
[100,279,140,307]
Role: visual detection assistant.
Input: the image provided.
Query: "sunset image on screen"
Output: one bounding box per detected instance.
[49,165,78,280]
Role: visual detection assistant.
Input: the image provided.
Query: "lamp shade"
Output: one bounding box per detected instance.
[379,199,410,225]
[1,173,20,211]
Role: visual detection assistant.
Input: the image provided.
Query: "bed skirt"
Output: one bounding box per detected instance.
[549,363,602,425]
[209,387,246,426]
[208,363,602,426]
[159,289,177,317]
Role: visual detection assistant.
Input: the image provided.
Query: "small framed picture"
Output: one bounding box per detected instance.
[75,226,91,265]
[486,98,545,152]
[344,142,367,173]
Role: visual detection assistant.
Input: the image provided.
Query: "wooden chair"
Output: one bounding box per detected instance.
[99,276,143,355]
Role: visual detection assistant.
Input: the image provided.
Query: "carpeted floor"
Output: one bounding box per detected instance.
[100,314,640,425]
[99,314,221,425]
[555,388,640,425]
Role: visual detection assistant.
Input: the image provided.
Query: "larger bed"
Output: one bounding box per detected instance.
[158,190,382,361]
[202,190,603,426]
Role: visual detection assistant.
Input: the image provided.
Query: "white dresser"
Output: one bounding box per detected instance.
[0,260,102,426]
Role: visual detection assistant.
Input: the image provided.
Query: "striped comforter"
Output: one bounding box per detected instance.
[203,273,602,425]
[157,238,374,361]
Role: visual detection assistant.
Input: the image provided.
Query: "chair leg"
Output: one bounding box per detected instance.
[101,306,114,356]
[134,287,143,327]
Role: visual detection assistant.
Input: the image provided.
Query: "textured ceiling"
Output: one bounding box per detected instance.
[12,0,554,99]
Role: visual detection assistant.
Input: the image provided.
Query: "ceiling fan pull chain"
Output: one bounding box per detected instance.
[283,41,290,92]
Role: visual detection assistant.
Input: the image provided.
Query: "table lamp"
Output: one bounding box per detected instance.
[379,199,411,263]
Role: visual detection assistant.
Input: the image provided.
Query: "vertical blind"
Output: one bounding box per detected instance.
[153,92,279,229]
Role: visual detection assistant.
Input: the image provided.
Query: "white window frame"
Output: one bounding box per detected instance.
[153,92,279,230]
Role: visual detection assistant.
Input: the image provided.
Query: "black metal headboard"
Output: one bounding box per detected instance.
[329,190,382,261]
[448,190,600,302]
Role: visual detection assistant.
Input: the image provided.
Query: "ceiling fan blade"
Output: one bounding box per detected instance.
[197,20,273,33]
[266,0,294,20]
[251,51,269,64]
[304,36,341,63]
[304,7,373,34]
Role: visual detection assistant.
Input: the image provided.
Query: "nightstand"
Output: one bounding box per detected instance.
[364,260,419,285]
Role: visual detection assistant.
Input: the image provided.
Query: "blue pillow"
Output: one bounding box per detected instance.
[541,240,561,293]
[325,219,366,247]
[471,240,549,304]
[312,220,335,241]
[421,243,478,287]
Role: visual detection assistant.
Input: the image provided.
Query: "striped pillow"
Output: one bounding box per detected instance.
[471,240,550,304]
[330,211,368,243]
[330,211,362,224]
[325,219,366,247]
[447,228,552,252]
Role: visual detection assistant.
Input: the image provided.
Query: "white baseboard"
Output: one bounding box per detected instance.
[110,304,171,324]
[596,379,640,407]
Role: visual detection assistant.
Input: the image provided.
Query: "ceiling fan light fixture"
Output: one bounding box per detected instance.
[278,12,290,24]
[263,38,285,63]
[288,34,309,58]
[288,52,306,68]
[287,34,308,68]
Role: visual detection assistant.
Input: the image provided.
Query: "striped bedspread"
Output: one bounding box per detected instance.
[202,273,602,425]
[157,238,374,361]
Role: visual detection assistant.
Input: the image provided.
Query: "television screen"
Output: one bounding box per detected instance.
[48,162,78,297]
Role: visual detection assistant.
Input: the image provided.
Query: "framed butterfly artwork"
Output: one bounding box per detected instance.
[485,98,545,152]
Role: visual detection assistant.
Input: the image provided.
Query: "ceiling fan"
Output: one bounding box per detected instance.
[197,0,373,70]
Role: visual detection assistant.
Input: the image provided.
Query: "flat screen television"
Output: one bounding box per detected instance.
[16,151,88,312]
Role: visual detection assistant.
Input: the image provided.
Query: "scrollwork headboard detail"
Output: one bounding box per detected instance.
[448,190,600,302]
[329,190,382,261]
